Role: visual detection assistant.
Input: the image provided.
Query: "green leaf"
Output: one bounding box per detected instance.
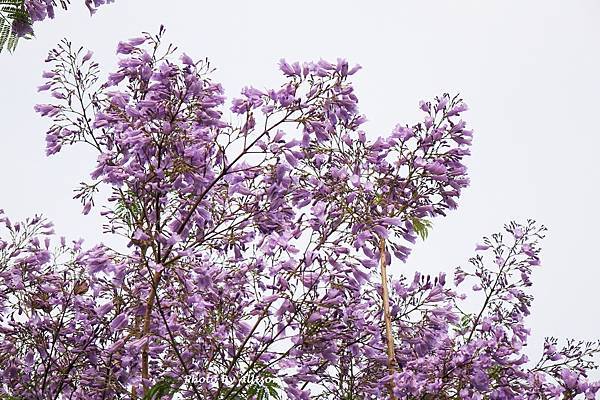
[487,364,503,380]
[0,0,32,53]
[460,313,473,327]
[265,381,281,399]
[142,377,180,400]
[233,374,282,400]
[411,217,432,241]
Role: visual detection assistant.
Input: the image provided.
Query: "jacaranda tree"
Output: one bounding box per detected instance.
[0,29,598,399]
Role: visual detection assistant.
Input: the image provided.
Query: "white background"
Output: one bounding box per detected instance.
[1,0,598,375]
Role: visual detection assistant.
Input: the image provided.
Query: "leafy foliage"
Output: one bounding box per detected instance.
[0,0,30,53]
[243,380,282,400]
[411,217,432,241]
[0,395,25,400]
[238,370,282,400]
[141,377,180,400]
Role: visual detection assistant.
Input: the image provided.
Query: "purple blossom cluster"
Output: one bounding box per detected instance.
[13,0,114,37]
[1,30,598,399]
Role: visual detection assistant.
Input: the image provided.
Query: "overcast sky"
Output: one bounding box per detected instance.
[1,0,598,373]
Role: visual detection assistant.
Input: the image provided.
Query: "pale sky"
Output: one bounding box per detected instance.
[1,0,598,374]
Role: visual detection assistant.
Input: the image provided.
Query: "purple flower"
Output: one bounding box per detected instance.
[34,103,59,116]
[110,313,128,332]
[181,53,194,66]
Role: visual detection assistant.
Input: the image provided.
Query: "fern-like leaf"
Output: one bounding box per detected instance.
[0,0,32,53]
[411,217,433,241]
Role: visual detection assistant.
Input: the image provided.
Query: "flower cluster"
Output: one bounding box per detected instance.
[0,31,597,399]
[0,211,123,398]
[12,0,114,37]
